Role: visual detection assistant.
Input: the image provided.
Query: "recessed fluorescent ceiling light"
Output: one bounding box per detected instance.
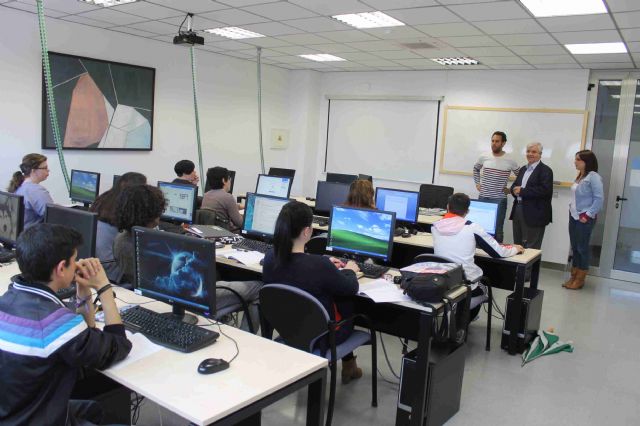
[298,54,346,62]
[565,42,627,54]
[600,81,622,86]
[519,0,606,17]
[432,57,479,66]
[204,27,265,39]
[332,11,405,29]
[78,0,138,6]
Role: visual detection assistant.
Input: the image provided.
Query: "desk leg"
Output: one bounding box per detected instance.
[529,258,541,290]
[507,265,527,355]
[306,369,326,426]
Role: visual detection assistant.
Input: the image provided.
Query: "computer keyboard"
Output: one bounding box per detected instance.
[332,257,389,279]
[312,216,329,226]
[56,284,76,300]
[232,238,273,254]
[121,305,219,353]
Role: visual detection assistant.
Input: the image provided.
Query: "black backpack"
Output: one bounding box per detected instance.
[399,263,464,304]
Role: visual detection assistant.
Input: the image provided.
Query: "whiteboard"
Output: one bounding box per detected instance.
[440,106,588,186]
[325,98,440,183]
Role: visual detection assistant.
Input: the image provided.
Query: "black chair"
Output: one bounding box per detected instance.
[260,284,377,426]
[216,285,257,334]
[305,235,327,255]
[413,253,492,351]
[195,208,231,230]
[419,184,454,209]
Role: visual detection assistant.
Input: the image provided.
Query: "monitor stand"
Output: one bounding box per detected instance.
[161,305,198,325]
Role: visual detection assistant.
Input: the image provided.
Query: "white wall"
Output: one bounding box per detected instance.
[0,7,301,202]
[298,69,590,264]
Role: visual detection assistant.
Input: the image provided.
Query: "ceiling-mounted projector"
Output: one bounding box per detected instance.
[173,31,204,46]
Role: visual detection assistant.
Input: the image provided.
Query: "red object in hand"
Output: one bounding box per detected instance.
[579,212,592,222]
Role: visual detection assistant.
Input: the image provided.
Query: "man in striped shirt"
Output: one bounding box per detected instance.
[472,131,520,242]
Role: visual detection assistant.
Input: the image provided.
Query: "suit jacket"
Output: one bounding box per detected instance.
[509,161,553,227]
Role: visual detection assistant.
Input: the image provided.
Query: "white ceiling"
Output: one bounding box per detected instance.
[2,0,640,72]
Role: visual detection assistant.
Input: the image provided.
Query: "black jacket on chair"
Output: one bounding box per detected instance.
[509,162,553,227]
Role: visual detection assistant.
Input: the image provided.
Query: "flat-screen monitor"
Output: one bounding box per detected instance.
[158,181,198,224]
[132,226,216,323]
[467,199,499,236]
[70,169,100,205]
[45,205,97,259]
[241,192,289,240]
[255,174,292,199]
[0,191,24,249]
[358,174,373,182]
[314,181,350,216]
[113,175,121,188]
[326,172,358,185]
[327,206,395,262]
[268,167,296,179]
[204,169,236,195]
[375,187,420,223]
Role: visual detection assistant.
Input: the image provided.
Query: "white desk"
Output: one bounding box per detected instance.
[0,261,328,426]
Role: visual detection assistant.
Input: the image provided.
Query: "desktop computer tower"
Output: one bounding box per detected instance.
[501,288,544,353]
[396,343,466,426]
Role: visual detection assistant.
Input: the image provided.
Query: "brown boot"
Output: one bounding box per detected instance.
[341,356,363,384]
[565,269,587,290]
[562,267,578,288]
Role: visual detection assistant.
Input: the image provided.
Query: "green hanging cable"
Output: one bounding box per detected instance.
[190,45,205,190]
[36,0,70,191]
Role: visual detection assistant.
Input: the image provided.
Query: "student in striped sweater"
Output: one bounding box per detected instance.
[472,131,521,242]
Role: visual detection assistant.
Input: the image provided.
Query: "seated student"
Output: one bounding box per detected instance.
[345,179,376,209]
[114,184,262,331]
[7,153,54,228]
[431,193,524,318]
[0,223,131,425]
[90,172,147,283]
[201,167,243,232]
[262,200,364,384]
[173,159,202,208]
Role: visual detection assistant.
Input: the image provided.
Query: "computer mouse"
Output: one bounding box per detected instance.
[198,358,230,375]
[401,231,411,238]
[259,257,264,266]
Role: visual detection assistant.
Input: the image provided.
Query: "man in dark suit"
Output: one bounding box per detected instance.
[510,142,553,249]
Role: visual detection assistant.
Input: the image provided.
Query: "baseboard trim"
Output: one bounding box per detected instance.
[541,261,567,271]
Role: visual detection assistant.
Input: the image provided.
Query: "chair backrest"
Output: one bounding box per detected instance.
[195,208,230,229]
[419,184,454,209]
[305,235,327,255]
[413,253,457,264]
[260,284,330,353]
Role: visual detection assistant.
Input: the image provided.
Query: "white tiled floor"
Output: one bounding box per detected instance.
[139,268,640,425]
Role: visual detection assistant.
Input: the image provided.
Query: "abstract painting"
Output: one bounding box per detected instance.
[42,52,155,150]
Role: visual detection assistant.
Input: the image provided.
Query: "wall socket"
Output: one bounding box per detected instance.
[271,129,289,150]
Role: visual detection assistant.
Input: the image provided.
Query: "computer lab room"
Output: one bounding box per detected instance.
[0,0,639,425]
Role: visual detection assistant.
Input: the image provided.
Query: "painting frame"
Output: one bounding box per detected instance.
[41,51,155,151]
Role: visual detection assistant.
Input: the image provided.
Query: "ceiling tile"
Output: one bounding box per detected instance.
[632,53,640,62]
[255,48,288,56]
[510,44,568,55]
[374,49,424,59]
[336,51,383,61]
[29,0,99,14]
[283,17,351,33]
[448,2,530,21]
[490,64,535,69]
[394,58,444,68]
[147,0,227,13]
[241,21,302,36]
[552,30,622,44]
[362,0,438,8]
[200,8,269,25]
[217,0,280,6]
[346,40,404,50]
[60,15,114,28]
[309,43,360,53]
[272,55,317,63]
[240,37,292,48]
[126,20,178,35]
[456,46,514,56]
[76,8,147,25]
[288,0,372,15]
[438,0,504,3]
[627,41,640,52]
[161,15,225,30]
[621,28,640,41]
[354,59,401,67]
[534,63,583,69]
[242,2,318,20]
[605,0,640,12]
[446,64,490,70]
[110,26,157,37]
[493,33,557,46]
[151,34,175,43]
[362,26,428,40]
[573,53,632,63]
[330,61,375,68]
[582,62,634,69]
[439,35,500,47]
[473,19,545,35]
[272,45,322,55]
[376,66,413,70]
[275,33,332,45]
[477,56,527,65]
[613,11,640,28]
[385,7,461,25]
[4,1,66,17]
[537,15,616,33]
[111,2,182,20]
[317,30,379,43]
[522,55,577,64]
[208,39,254,50]
[414,22,482,37]
[416,48,466,57]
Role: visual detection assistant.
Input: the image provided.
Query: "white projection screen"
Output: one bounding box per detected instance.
[325,98,441,183]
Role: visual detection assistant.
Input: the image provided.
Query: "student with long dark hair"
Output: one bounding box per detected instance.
[90,172,147,282]
[262,201,364,384]
[564,150,604,290]
[7,153,54,228]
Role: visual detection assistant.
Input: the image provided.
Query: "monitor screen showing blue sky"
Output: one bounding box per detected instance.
[328,206,394,260]
[70,170,99,203]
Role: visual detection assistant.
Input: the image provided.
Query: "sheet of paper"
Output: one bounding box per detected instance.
[107,331,163,372]
[222,250,264,266]
[359,278,412,303]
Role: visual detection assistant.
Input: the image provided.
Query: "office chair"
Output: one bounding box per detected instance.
[260,284,377,426]
[216,285,256,334]
[419,184,454,209]
[413,253,492,351]
[195,208,231,230]
[305,235,327,255]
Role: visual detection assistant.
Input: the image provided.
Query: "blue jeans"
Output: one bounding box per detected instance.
[568,214,595,270]
[479,197,507,243]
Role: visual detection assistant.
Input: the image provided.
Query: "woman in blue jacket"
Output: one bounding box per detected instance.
[564,150,604,290]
